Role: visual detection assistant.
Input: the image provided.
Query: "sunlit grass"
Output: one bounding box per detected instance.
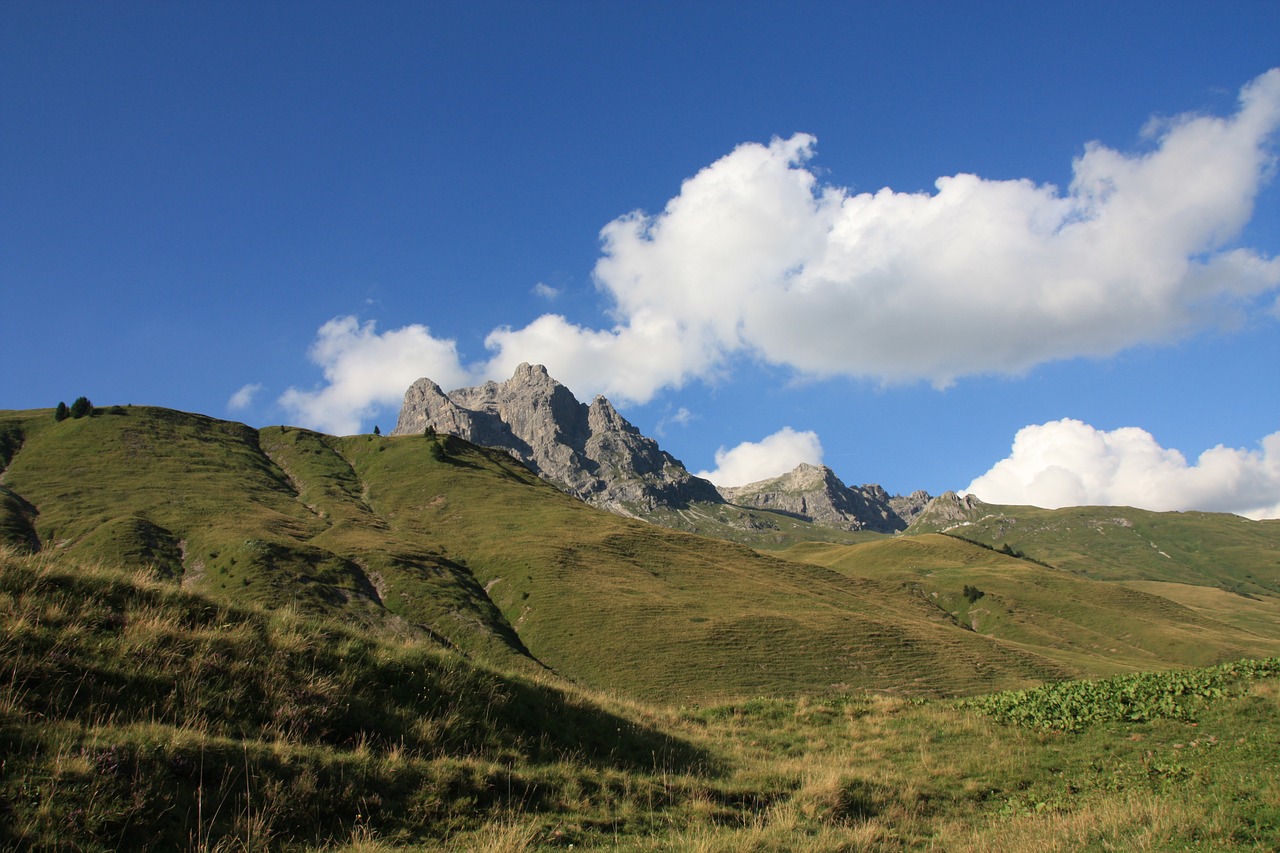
[4,402,1280,850]
[3,539,1278,850]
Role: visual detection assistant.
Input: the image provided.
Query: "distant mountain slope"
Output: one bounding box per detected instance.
[392,364,926,540]
[781,534,1280,671]
[3,405,1279,702]
[909,491,1280,596]
[718,462,927,533]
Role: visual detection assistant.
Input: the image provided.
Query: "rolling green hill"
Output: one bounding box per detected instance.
[3,406,1280,705]
[5,404,1280,850]
[779,534,1280,674]
[908,492,1280,596]
[4,544,1279,851]
[0,406,1066,700]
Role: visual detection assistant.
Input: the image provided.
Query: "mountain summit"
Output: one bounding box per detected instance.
[393,363,720,514]
[718,463,925,533]
[393,364,931,534]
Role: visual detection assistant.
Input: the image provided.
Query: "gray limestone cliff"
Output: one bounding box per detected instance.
[903,491,990,533]
[717,463,922,533]
[392,363,721,514]
[889,489,935,526]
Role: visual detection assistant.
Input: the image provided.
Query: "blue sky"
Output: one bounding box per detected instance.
[4,2,1280,517]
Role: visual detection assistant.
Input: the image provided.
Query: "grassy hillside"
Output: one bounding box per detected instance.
[908,496,1280,596]
[0,407,1054,701]
[780,535,1280,675]
[0,545,708,851]
[0,407,533,667]
[3,405,1280,705]
[317,426,1069,700]
[4,545,1279,851]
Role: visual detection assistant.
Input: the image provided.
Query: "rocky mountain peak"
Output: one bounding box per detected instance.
[393,365,929,534]
[905,491,990,532]
[719,463,923,534]
[393,365,719,514]
[587,395,636,435]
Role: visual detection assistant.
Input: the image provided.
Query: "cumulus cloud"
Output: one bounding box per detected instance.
[280,71,1280,434]
[563,69,1280,396]
[965,419,1280,519]
[278,317,472,435]
[482,311,725,405]
[695,427,824,487]
[227,383,263,411]
[480,69,1280,400]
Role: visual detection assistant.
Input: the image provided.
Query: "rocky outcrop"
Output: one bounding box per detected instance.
[393,364,721,514]
[904,491,990,532]
[889,489,934,526]
[717,463,920,533]
[394,364,933,533]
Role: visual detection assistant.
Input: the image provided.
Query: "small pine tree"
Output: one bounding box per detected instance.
[54,401,69,422]
[69,396,93,419]
[373,425,381,436]
[424,425,436,438]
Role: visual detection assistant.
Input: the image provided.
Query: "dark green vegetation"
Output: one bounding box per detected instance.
[963,657,1280,732]
[2,404,1280,849]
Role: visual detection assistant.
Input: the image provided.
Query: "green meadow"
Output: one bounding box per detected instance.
[3,405,1280,850]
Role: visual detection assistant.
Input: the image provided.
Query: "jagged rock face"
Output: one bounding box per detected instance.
[889,490,935,526]
[718,463,918,533]
[907,491,989,531]
[393,363,721,514]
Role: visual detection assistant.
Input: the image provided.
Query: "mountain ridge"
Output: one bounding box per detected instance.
[393,363,721,515]
[718,462,926,533]
[393,364,928,534]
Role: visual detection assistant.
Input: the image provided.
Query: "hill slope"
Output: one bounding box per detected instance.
[3,406,1280,703]
[780,534,1280,673]
[6,544,1280,851]
[910,492,1280,596]
[0,544,709,850]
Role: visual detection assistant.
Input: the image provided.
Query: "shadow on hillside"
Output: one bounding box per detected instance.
[498,675,721,775]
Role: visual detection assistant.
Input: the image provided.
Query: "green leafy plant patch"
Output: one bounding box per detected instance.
[963,657,1280,732]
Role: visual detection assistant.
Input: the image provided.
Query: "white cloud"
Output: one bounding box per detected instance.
[480,69,1280,401]
[654,406,695,437]
[227,383,263,411]
[965,419,1280,520]
[481,310,727,405]
[278,317,472,435]
[279,71,1280,434]
[695,427,824,487]
[532,282,560,300]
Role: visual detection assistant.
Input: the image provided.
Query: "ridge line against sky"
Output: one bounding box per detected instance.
[265,70,1280,518]
[3,3,1278,517]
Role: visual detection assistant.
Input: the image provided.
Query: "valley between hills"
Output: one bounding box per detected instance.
[2,393,1279,850]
